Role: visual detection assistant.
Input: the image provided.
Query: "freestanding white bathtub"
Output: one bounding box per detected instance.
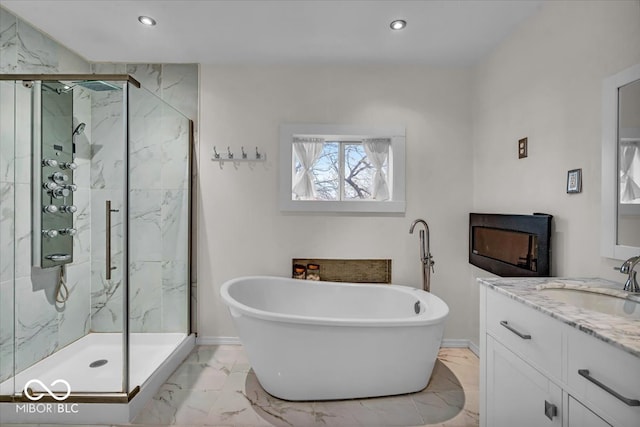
[220,276,449,401]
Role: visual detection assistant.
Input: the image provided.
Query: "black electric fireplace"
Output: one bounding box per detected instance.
[469,213,552,277]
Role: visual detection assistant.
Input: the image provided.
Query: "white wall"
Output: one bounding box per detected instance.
[470,1,640,343]
[197,1,640,347]
[198,65,474,341]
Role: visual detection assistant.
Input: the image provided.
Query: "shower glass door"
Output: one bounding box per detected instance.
[0,78,129,398]
[0,75,190,401]
[126,83,190,392]
[84,79,128,394]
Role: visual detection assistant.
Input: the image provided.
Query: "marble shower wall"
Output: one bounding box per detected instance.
[89,64,195,334]
[88,89,126,333]
[91,62,198,122]
[0,6,92,382]
[0,7,89,75]
[128,85,189,333]
[0,81,16,384]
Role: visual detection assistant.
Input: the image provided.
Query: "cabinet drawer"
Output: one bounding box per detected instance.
[486,289,562,379]
[567,329,640,427]
[568,396,612,427]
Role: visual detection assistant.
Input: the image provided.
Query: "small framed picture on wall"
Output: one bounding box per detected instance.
[567,169,582,193]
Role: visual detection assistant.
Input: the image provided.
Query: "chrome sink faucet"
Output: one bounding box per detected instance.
[618,256,640,293]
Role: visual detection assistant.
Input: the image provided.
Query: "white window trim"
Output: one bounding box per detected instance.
[279,124,406,213]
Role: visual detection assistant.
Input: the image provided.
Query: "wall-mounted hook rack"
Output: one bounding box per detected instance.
[212,146,266,162]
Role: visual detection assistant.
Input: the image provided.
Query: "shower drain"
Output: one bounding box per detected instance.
[89,359,108,368]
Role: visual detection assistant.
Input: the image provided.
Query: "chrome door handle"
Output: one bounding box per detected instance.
[500,320,532,340]
[578,369,640,406]
[105,200,119,280]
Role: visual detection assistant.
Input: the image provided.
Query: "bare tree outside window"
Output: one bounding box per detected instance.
[293,141,387,201]
[343,144,373,199]
[314,142,340,200]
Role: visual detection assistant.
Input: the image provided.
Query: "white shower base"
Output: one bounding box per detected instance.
[0,332,195,424]
[1,332,185,394]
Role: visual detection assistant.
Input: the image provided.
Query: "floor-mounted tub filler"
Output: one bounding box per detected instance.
[220,276,449,401]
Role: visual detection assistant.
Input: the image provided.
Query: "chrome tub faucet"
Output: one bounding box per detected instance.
[409,219,435,292]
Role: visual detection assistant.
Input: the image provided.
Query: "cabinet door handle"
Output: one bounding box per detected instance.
[544,400,558,420]
[500,320,531,340]
[578,369,640,406]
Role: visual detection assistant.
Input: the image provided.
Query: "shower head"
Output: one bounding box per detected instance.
[74,81,122,92]
[56,80,122,94]
[73,123,86,136]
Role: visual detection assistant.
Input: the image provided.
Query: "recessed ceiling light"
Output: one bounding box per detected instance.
[390,19,406,31]
[138,16,157,26]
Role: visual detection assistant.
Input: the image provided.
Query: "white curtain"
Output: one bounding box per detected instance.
[292,137,324,199]
[620,142,640,203]
[362,138,391,201]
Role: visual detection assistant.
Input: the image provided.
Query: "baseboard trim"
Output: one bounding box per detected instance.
[441,339,479,357]
[198,336,479,355]
[196,336,241,345]
[468,341,479,357]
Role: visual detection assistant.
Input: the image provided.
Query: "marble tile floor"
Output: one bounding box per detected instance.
[6,345,479,427]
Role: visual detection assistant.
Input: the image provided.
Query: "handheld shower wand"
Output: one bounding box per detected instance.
[73,122,86,136]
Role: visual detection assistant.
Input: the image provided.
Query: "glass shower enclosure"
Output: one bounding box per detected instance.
[0,75,192,403]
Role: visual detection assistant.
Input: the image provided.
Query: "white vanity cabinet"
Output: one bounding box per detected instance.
[482,288,563,426]
[480,285,640,427]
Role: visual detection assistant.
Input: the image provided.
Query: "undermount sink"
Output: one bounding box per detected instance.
[539,288,640,320]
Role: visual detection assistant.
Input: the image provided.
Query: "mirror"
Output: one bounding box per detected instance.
[602,63,640,260]
[617,79,640,247]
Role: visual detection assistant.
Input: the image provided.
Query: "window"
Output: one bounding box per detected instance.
[280,124,406,213]
[293,139,389,201]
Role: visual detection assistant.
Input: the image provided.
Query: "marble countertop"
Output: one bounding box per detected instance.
[478,277,640,358]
